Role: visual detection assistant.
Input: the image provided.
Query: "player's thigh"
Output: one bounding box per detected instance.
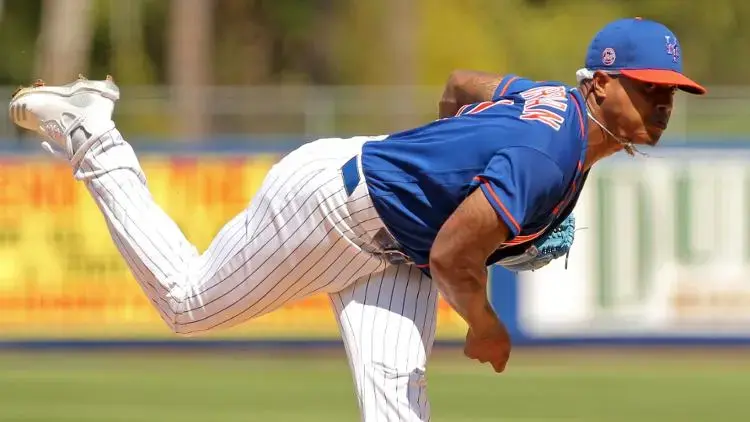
[174,147,385,334]
[329,264,438,421]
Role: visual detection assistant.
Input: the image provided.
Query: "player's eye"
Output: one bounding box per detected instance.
[641,82,677,96]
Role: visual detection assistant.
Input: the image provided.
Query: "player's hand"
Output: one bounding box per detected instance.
[463,319,512,373]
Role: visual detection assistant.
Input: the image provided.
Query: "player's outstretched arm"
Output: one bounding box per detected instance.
[438,70,503,118]
[429,188,512,372]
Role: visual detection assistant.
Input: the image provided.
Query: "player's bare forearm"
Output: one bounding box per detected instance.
[430,251,497,333]
[429,188,508,332]
[438,70,504,119]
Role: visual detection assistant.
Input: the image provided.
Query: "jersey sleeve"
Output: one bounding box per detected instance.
[474,147,564,238]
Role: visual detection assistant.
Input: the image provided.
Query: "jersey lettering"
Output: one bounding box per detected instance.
[456,99,513,117]
[519,86,568,130]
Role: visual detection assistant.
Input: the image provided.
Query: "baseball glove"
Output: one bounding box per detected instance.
[496,213,576,272]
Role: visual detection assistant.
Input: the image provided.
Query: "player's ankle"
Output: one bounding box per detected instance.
[69,118,116,168]
[72,127,142,181]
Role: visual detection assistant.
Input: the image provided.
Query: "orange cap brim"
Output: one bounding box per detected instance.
[621,69,707,95]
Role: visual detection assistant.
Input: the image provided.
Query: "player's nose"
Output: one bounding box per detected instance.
[655,103,672,115]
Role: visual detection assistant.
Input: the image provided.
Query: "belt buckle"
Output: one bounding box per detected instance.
[381,249,413,265]
[372,228,413,265]
[372,228,399,250]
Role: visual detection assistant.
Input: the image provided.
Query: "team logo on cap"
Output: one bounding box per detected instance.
[601,48,616,66]
[665,35,680,63]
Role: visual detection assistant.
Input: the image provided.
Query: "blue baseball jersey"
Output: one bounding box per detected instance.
[360,75,590,270]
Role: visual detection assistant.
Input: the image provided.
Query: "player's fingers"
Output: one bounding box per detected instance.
[464,350,478,362]
[464,347,489,364]
[464,342,480,357]
[467,349,487,363]
[491,358,507,373]
[490,348,511,372]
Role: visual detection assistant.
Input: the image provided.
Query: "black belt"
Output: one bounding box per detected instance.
[341,155,360,197]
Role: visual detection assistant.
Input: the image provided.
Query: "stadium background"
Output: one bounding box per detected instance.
[1,1,750,421]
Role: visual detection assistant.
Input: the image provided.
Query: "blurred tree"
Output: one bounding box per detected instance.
[412,0,630,86]
[0,0,42,85]
[1,0,749,141]
[1,0,748,88]
[169,0,213,141]
[110,0,157,85]
[384,0,417,128]
[36,0,94,84]
[211,0,340,85]
[300,0,338,84]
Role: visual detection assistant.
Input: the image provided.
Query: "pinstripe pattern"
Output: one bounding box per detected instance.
[75,128,437,421]
[330,264,437,422]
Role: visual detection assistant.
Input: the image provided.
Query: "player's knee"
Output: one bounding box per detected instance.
[157,278,205,337]
[366,360,424,376]
[361,362,429,420]
[160,314,205,338]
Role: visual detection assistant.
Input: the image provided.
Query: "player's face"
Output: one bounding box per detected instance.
[601,74,676,146]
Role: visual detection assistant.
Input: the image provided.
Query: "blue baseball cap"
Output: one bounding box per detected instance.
[585,17,706,95]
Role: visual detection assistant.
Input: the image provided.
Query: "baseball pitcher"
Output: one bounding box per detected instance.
[8,17,705,422]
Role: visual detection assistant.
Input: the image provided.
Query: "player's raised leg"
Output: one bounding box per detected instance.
[330,264,438,422]
[8,76,388,335]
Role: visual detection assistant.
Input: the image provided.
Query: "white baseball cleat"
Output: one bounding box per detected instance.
[9,74,120,164]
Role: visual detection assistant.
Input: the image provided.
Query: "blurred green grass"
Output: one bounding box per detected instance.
[0,346,748,422]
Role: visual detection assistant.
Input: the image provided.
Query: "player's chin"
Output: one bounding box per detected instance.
[638,127,665,146]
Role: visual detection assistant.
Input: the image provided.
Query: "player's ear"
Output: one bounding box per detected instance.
[591,71,612,105]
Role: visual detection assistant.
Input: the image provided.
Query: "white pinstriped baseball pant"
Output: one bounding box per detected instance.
[73,128,438,421]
